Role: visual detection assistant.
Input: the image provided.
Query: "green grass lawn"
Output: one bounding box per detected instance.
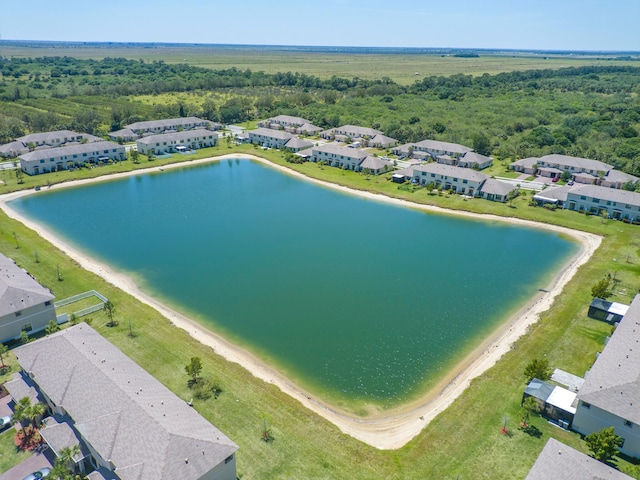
[0,428,32,473]
[3,45,639,84]
[1,147,639,478]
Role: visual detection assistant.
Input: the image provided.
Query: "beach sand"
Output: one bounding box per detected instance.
[0,154,601,449]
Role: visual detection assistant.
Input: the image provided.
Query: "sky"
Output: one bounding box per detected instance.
[0,0,638,51]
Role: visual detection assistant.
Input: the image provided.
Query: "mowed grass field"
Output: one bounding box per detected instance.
[1,146,640,478]
[2,44,639,84]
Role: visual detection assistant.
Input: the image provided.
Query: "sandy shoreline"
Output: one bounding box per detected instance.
[0,154,601,449]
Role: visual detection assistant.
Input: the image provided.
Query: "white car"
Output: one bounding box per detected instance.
[0,415,11,432]
[22,467,51,480]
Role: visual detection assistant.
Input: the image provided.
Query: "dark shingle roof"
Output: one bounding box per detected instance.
[526,438,633,480]
[0,253,54,317]
[14,324,238,480]
[577,295,640,424]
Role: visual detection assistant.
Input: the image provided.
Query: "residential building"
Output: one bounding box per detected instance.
[8,323,239,480]
[572,294,640,459]
[478,178,518,202]
[247,128,295,149]
[17,130,102,149]
[311,143,368,171]
[19,141,126,175]
[283,137,314,152]
[1,130,102,158]
[526,438,633,480]
[257,115,322,135]
[457,151,493,170]
[107,128,139,143]
[411,163,489,196]
[122,117,220,136]
[0,253,56,344]
[136,130,218,156]
[510,154,639,188]
[394,139,473,160]
[565,185,640,222]
[360,156,393,175]
[320,125,398,148]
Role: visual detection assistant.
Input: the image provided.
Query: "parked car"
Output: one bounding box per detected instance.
[567,180,574,186]
[0,415,11,432]
[552,176,559,182]
[22,468,51,480]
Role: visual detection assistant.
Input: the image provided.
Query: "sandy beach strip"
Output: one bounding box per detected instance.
[0,154,602,449]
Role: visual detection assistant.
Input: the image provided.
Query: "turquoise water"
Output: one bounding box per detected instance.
[11,159,577,408]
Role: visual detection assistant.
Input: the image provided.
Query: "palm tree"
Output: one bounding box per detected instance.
[51,444,81,479]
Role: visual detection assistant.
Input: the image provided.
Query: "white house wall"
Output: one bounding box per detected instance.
[0,301,57,343]
[573,402,640,459]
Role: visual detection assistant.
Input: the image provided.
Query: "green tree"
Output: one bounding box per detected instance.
[591,277,612,299]
[103,300,116,327]
[0,343,8,370]
[45,320,60,335]
[520,396,539,426]
[523,358,552,383]
[585,427,623,462]
[50,444,81,479]
[185,356,203,385]
[129,149,139,164]
[472,132,491,156]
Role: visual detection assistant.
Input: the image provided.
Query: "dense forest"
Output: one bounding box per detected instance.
[1,56,639,176]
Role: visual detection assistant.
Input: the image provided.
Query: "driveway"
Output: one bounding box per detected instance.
[0,446,54,480]
[0,394,12,418]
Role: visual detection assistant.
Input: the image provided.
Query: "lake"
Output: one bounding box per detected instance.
[10,159,577,410]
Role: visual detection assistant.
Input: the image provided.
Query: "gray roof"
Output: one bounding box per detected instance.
[0,253,54,317]
[369,134,398,147]
[248,127,294,141]
[479,178,517,197]
[604,169,639,184]
[412,163,489,183]
[459,151,493,166]
[267,115,310,126]
[17,130,101,145]
[284,137,314,150]
[414,139,473,154]
[567,185,640,207]
[533,186,573,203]
[524,378,554,402]
[136,130,218,145]
[298,123,322,133]
[312,143,369,160]
[511,157,539,169]
[5,372,42,404]
[361,156,392,170]
[539,154,612,173]
[577,295,640,424]
[323,125,383,138]
[125,117,212,131]
[526,438,633,480]
[13,323,238,480]
[0,141,29,156]
[19,141,123,163]
[108,129,139,140]
[40,417,89,462]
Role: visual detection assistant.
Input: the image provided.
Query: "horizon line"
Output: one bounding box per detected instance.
[1,39,639,55]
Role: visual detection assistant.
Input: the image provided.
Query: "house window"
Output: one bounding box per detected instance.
[21,323,32,332]
[582,402,591,409]
[593,199,599,204]
[625,420,633,428]
[580,196,586,200]
[225,454,234,464]
[45,301,52,306]
[463,180,468,184]
[15,311,22,317]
